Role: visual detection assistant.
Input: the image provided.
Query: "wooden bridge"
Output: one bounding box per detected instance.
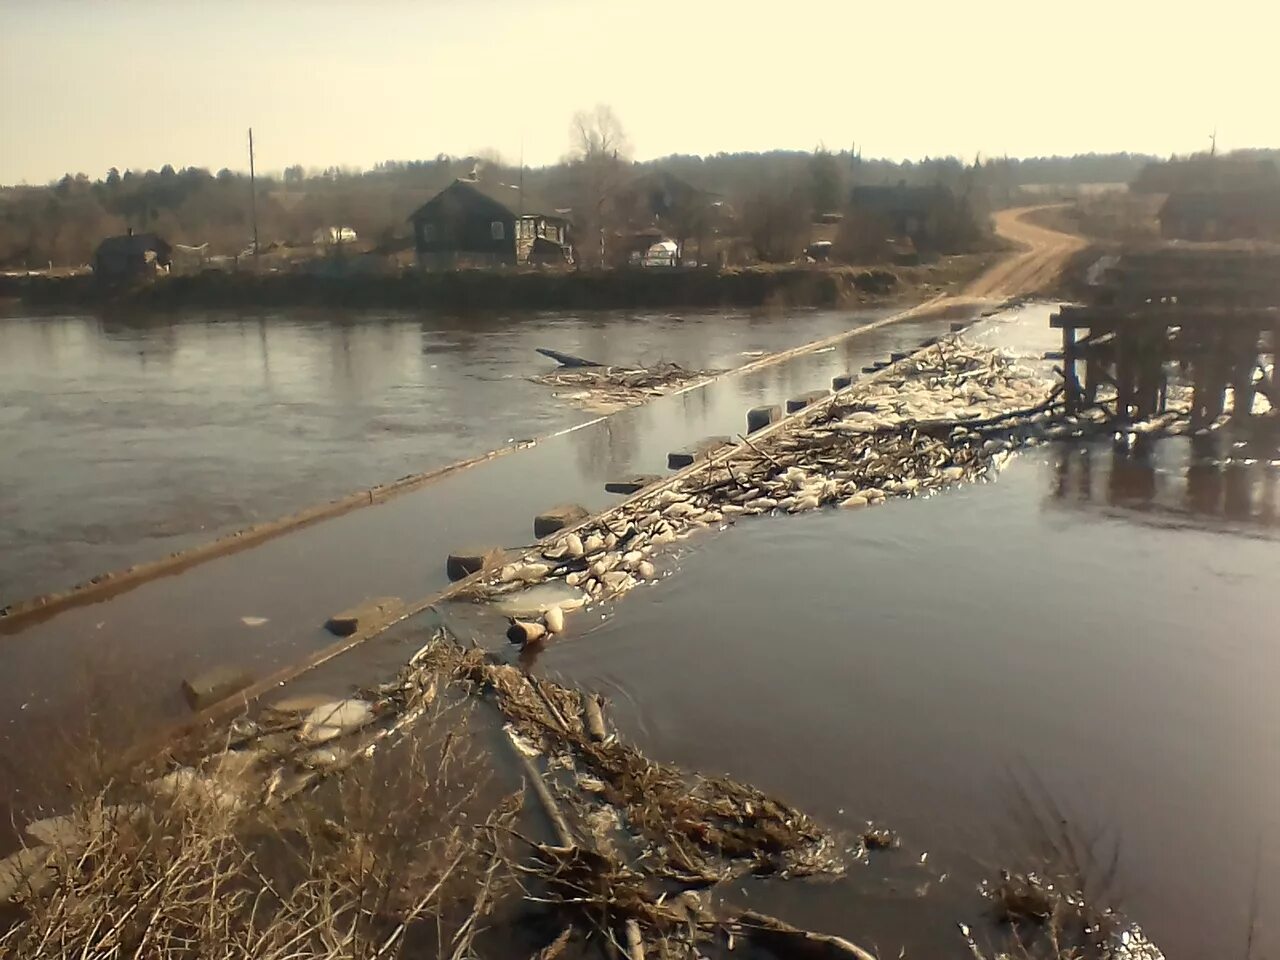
[1052,248,1280,426]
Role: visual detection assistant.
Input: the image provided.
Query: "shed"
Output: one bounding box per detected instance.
[93,230,172,281]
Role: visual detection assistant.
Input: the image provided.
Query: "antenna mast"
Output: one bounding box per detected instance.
[248,127,260,268]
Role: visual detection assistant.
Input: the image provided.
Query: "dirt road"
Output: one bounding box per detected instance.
[964,205,1086,299]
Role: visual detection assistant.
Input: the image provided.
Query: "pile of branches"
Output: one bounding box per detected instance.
[531,361,717,411]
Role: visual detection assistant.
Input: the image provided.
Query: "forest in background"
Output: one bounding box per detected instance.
[3,111,1276,270]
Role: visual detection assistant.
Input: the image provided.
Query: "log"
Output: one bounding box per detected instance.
[734,910,877,960]
[582,692,607,742]
[536,348,603,368]
[624,919,645,960]
[507,619,547,646]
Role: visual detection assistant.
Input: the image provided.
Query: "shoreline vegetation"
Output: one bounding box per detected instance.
[0,256,993,315]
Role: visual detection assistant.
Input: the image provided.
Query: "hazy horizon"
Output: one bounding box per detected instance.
[3,0,1277,187]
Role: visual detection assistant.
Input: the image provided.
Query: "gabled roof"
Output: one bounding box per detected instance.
[409,178,565,222]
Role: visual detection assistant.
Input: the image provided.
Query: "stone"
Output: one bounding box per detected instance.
[324,597,403,637]
[543,605,565,634]
[890,351,908,362]
[636,561,656,580]
[300,699,375,744]
[534,504,590,538]
[950,321,967,332]
[181,665,253,710]
[264,691,347,720]
[604,474,663,495]
[786,389,830,413]
[446,546,507,582]
[746,404,782,433]
[832,374,854,391]
[668,436,733,469]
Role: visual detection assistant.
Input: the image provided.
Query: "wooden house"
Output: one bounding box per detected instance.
[848,184,959,249]
[409,179,571,268]
[1158,190,1280,242]
[93,229,172,281]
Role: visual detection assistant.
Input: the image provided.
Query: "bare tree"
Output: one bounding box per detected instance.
[567,105,632,267]
[570,104,631,162]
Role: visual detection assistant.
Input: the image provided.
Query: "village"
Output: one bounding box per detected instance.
[3,3,1280,951]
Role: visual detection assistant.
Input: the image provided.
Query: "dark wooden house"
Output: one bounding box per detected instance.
[848,183,959,248]
[93,229,172,281]
[1158,190,1280,242]
[409,179,571,268]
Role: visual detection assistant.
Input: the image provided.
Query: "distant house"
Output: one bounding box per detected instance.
[613,171,719,265]
[408,179,571,268]
[1158,190,1280,242]
[848,183,959,249]
[93,229,172,281]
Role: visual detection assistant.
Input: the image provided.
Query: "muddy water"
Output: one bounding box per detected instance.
[1,305,897,605]
[532,308,1280,958]
[0,302,965,821]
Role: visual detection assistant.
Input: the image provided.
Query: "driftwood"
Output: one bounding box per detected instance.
[537,348,602,368]
[731,910,878,960]
[582,692,607,743]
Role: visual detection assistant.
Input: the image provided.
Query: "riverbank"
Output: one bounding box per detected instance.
[0,256,991,314]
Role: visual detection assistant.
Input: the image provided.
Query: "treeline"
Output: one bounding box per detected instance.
[0,144,1193,269]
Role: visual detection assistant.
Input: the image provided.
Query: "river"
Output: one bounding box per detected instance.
[6,303,1274,956]
[0,305,896,606]
[507,305,1280,958]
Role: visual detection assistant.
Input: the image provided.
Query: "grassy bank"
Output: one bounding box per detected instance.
[0,257,990,315]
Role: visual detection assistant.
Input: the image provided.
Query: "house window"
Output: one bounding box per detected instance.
[421,223,436,242]
[491,220,505,240]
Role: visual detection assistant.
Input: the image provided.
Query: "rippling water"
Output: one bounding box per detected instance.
[0,306,891,604]
[527,307,1280,958]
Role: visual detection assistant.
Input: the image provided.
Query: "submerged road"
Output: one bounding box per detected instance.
[0,207,1081,806]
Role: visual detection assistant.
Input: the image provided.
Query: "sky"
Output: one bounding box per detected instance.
[2,0,1279,186]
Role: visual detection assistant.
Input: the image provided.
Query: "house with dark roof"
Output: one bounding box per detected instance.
[848,183,960,248]
[1158,190,1280,241]
[93,229,172,281]
[408,179,572,268]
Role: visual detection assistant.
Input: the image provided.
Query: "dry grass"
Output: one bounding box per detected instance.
[0,691,519,960]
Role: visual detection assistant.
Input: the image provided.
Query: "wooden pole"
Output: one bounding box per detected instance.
[248,127,260,270]
[1062,324,1080,413]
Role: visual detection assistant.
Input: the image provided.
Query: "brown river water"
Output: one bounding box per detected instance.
[512,308,1280,959]
[0,305,896,606]
[3,303,1276,957]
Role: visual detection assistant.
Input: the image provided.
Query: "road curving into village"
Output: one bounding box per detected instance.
[965,204,1087,299]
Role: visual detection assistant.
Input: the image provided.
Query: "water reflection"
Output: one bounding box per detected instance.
[1050,434,1280,531]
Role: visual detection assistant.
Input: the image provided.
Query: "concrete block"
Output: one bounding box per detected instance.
[324,596,403,637]
[890,351,908,362]
[746,404,782,433]
[182,665,253,710]
[604,474,663,495]
[861,365,879,374]
[446,546,507,582]
[831,374,854,391]
[950,320,967,332]
[533,503,590,538]
[786,389,830,413]
[668,436,733,470]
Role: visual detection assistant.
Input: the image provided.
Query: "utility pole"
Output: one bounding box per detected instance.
[248,127,260,269]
